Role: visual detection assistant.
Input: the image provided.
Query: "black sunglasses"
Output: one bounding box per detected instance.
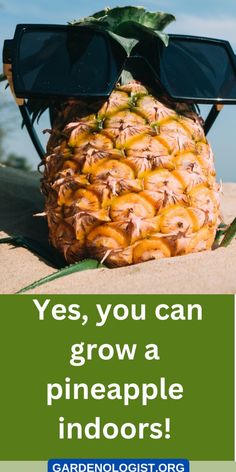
[4,23,236,103]
[3,23,236,158]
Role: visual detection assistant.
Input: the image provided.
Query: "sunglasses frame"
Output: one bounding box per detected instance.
[4,24,236,103]
[159,34,236,104]
[9,24,124,99]
[3,24,236,159]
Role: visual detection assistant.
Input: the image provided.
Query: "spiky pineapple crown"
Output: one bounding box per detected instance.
[70,6,175,52]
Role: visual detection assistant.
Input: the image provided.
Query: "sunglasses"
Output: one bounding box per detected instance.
[4,23,236,103]
[3,23,236,158]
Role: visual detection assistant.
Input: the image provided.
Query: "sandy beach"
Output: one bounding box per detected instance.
[0,165,236,294]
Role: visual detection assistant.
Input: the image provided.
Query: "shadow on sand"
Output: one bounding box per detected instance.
[0,166,66,268]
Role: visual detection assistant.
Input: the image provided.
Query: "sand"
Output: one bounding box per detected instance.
[0,165,236,294]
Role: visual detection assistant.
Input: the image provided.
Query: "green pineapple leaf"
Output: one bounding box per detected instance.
[112,21,170,45]
[17,259,106,293]
[106,31,139,55]
[219,217,236,247]
[71,6,175,47]
[92,8,110,19]
[102,6,175,31]
[72,6,175,32]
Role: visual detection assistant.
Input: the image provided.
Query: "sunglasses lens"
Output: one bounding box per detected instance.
[14,27,124,97]
[159,37,236,101]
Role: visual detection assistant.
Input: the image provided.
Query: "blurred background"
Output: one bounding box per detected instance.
[0,0,236,181]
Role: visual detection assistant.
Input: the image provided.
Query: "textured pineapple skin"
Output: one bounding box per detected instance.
[42,82,220,267]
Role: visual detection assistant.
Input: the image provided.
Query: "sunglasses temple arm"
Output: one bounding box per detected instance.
[204,104,224,135]
[18,103,45,160]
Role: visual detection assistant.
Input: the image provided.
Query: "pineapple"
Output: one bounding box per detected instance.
[41,7,220,267]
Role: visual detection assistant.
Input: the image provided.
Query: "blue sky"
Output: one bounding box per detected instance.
[1,0,236,181]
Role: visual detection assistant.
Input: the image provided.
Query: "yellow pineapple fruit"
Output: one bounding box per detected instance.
[43,84,219,266]
[42,8,220,267]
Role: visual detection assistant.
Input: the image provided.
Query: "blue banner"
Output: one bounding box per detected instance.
[48,459,189,472]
